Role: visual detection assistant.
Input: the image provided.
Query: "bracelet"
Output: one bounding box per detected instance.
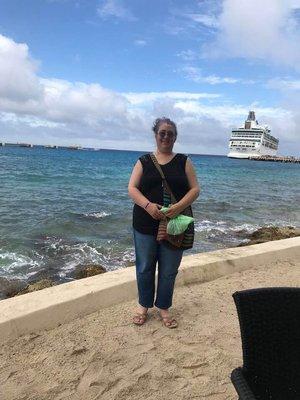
[144,201,150,209]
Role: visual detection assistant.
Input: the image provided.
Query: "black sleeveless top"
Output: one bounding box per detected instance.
[133,153,190,235]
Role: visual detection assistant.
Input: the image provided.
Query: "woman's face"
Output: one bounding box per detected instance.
[155,123,176,153]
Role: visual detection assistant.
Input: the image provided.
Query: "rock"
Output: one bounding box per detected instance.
[73,264,106,280]
[237,226,300,246]
[0,277,27,299]
[125,261,135,267]
[1,264,106,299]
[16,279,55,295]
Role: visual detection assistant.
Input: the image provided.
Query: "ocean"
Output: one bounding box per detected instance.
[0,146,299,291]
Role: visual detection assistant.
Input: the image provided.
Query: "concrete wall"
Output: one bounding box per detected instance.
[0,237,299,343]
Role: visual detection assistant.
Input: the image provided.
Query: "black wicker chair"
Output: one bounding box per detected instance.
[231,287,300,400]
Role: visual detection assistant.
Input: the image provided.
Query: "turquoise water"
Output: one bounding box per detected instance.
[0,146,299,288]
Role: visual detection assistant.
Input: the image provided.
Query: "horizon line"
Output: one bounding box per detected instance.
[0,142,226,157]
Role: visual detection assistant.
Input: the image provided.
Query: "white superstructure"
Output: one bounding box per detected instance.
[228,111,279,159]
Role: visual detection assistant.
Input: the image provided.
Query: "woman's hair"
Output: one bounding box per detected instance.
[152,117,178,137]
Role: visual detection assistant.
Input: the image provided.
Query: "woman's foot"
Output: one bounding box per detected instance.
[133,306,148,326]
[158,308,178,329]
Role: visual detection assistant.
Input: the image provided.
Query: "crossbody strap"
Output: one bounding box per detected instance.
[150,153,177,204]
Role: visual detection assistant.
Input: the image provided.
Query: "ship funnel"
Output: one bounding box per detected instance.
[247,111,256,121]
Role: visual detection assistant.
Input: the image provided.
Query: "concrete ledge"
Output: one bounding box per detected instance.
[178,236,300,286]
[0,237,299,343]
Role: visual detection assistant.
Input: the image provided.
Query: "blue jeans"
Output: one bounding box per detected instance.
[133,229,183,309]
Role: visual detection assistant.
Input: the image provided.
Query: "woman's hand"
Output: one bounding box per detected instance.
[165,203,182,219]
[146,203,164,220]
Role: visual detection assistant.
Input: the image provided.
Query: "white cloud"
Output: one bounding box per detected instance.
[0,34,129,125]
[134,39,147,47]
[181,66,254,85]
[0,33,299,155]
[164,0,221,36]
[0,112,62,128]
[41,78,128,124]
[123,91,221,105]
[176,50,198,61]
[171,1,300,70]
[97,0,136,21]
[173,101,291,125]
[183,13,219,28]
[267,78,300,90]
[207,0,300,68]
[0,34,42,102]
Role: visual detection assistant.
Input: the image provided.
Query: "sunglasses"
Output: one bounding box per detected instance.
[157,130,176,139]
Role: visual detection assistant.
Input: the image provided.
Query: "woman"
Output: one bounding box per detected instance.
[128,117,200,328]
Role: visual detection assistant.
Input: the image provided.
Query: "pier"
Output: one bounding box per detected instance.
[2,142,34,148]
[249,155,300,163]
[0,143,82,150]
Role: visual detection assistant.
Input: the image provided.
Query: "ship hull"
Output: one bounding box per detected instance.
[228,147,277,159]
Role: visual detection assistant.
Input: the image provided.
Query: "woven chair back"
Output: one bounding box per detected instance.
[233,287,300,397]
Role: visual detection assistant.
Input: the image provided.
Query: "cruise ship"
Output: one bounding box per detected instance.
[228,111,279,159]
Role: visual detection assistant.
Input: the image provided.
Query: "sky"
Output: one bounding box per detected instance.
[0,0,300,155]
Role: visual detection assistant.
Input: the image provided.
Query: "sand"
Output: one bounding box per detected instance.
[0,258,299,400]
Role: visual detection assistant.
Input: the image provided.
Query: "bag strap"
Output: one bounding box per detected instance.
[150,153,177,204]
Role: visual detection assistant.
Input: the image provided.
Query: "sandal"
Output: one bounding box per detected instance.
[133,312,148,326]
[160,315,178,329]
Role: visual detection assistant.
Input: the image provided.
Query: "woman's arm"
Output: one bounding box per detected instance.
[128,160,163,220]
[165,158,200,218]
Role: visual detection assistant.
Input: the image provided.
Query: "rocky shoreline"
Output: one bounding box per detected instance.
[0,264,106,300]
[1,226,299,300]
[237,225,300,246]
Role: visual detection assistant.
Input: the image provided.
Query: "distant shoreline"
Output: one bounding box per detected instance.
[0,143,225,157]
[1,143,298,158]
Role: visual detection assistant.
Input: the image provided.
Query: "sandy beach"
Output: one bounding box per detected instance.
[0,258,299,400]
